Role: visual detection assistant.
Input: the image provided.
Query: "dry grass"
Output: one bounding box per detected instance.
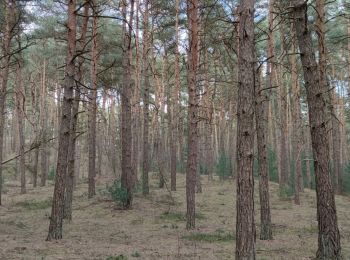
[0,173,349,260]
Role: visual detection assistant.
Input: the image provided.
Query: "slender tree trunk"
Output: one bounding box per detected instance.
[40,59,48,187]
[289,22,303,204]
[292,1,341,258]
[235,0,256,258]
[109,96,118,177]
[32,146,39,186]
[158,56,167,189]
[255,68,272,240]
[0,0,14,205]
[186,0,199,230]
[170,0,181,191]
[131,0,141,183]
[203,49,214,181]
[88,4,98,198]
[64,1,89,220]
[305,127,312,189]
[142,0,150,195]
[276,23,290,187]
[314,0,342,195]
[121,0,135,208]
[266,0,281,185]
[47,0,76,240]
[15,60,26,194]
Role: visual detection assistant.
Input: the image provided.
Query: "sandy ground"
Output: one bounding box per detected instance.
[0,173,349,260]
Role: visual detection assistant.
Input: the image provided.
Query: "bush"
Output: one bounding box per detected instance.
[48,167,55,181]
[15,198,52,210]
[159,211,206,222]
[343,162,350,194]
[278,185,294,200]
[216,152,232,180]
[199,162,208,175]
[131,251,141,257]
[182,230,235,243]
[107,180,129,208]
[106,255,127,260]
[268,148,278,183]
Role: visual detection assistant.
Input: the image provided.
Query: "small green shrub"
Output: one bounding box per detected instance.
[15,199,52,210]
[160,211,185,221]
[160,211,206,222]
[131,251,141,257]
[301,225,318,234]
[343,162,350,194]
[268,148,278,183]
[199,163,206,175]
[106,255,127,260]
[182,231,235,243]
[216,152,232,180]
[133,180,142,193]
[107,180,129,208]
[171,223,179,229]
[130,218,143,225]
[48,167,55,181]
[278,185,294,200]
[195,212,206,220]
[3,220,27,229]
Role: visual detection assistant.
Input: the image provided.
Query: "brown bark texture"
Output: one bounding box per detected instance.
[186,0,199,230]
[292,1,341,258]
[47,0,76,240]
[235,0,256,258]
[121,0,135,208]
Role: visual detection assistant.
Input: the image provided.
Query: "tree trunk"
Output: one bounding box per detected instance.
[292,1,341,258]
[235,0,256,258]
[314,0,342,195]
[186,0,199,230]
[142,0,150,195]
[203,49,214,181]
[15,59,26,194]
[64,1,89,220]
[0,0,15,205]
[40,59,48,187]
[121,0,135,208]
[47,0,76,240]
[278,28,290,187]
[170,0,181,191]
[88,4,98,198]
[289,22,303,204]
[255,68,272,240]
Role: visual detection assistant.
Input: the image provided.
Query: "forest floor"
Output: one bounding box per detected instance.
[0,173,350,260]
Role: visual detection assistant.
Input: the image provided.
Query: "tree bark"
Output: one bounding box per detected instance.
[289,22,303,204]
[88,2,98,198]
[15,59,26,194]
[235,0,256,258]
[315,0,342,195]
[292,1,342,258]
[131,0,140,183]
[186,0,199,230]
[40,59,48,187]
[142,0,150,195]
[170,0,181,191]
[255,68,272,240]
[47,0,76,240]
[121,0,135,208]
[64,1,89,220]
[0,0,15,205]
[278,22,290,187]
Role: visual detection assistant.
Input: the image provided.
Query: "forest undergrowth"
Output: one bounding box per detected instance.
[0,173,349,260]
